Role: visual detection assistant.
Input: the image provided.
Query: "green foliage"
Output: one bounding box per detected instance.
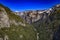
[0,24,37,40]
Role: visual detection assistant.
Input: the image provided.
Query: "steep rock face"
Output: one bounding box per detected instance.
[18,9,52,24]
[0,7,10,28]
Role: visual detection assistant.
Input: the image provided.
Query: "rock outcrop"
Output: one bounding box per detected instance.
[0,7,10,28]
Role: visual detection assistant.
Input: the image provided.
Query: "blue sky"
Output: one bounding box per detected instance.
[0,0,59,12]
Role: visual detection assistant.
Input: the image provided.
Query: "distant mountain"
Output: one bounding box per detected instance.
[14,7,54,24]
[0,4,37,40]
[14,4,60,24]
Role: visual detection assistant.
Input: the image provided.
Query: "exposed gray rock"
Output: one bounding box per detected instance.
[0,7,10,28]
[4,35,9,40]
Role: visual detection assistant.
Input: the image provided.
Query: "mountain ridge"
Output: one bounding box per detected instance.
[0,4,37,40]
[14,4,60,24]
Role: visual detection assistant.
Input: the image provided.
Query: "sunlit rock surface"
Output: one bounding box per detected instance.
[0,7,10,28]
